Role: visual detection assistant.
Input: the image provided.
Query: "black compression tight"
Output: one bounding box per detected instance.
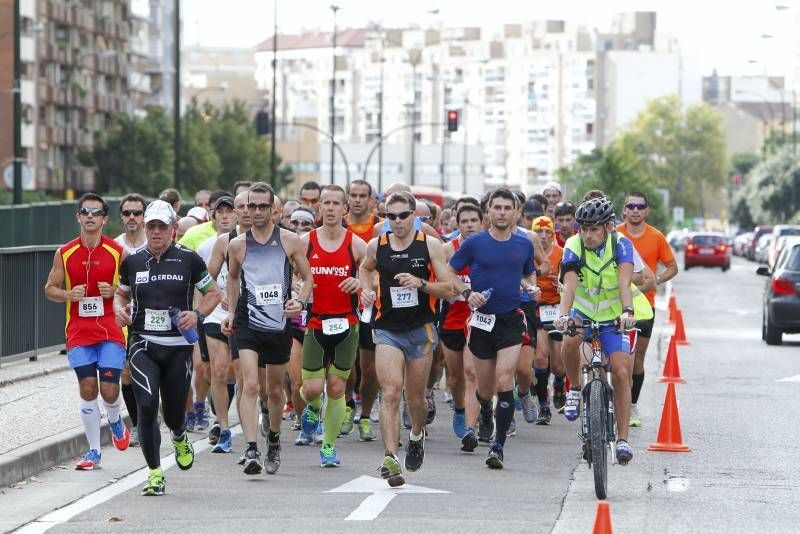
[128,337,193,469]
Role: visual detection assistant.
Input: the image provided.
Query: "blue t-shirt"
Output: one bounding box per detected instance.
[449,231,535,314]
[561,235,635,265]
[515,227,533,303]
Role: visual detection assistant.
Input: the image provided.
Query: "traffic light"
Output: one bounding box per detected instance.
[256,110,271,136]
[447,110,459,132]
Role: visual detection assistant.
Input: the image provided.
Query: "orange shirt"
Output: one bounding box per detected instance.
[346,213,382,244]
[538,242,563,305]
[616,223,674,307]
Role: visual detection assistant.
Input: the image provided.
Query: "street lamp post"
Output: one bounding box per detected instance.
[174,0,181,190]
[329,4,340,185]
[270,0,278,189]
[12,0,22,203]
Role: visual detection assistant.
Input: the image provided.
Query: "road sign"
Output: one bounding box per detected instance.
[672,206,684,223]
[3,162,34,190]
[325,475,449,521]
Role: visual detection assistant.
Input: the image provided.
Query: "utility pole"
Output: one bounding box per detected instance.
[329,4,340,185]
[270,0,278,189]
[377,34,385,194]
[12,0,22,204]
[173,0,181,190]
[410,60,417,185]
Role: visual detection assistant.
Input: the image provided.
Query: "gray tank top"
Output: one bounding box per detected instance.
[237,227,292,332]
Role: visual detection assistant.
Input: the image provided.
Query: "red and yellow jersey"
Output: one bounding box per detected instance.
[59,235,126,350]
[306,229,358,329]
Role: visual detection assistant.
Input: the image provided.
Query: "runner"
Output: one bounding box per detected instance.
[553,201,577,247]
[440,204,483,452]
[616,192,678,427]
[222,183,314,476]
[114,199,221,495]
[448,188,539,469]
[541,181,563,219]
[359,191,455,486]
[45,193,130,470]
[554,197,654,465]
[298,185,367,466]
[299,181,322,220]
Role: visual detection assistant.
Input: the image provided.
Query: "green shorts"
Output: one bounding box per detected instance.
[301,323,359,381]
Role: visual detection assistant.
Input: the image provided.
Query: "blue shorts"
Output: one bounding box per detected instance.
[67,342,127,371]
[569,310,632,357]
[373,323,439,362]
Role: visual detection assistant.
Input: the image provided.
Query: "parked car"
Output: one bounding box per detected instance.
[734,232,754,256]
[767,225,800,269]
[684,232,731,271]
[755,234,774,264]
[748,225,773,260]
[666,229,690,251]
[758,237,800,345]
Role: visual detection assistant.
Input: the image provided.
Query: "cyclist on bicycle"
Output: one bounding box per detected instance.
[553,197,653,464]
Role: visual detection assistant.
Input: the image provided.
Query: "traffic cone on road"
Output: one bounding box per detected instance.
[592,501,613,534]
[666,291,677,324]
[673,309,689,345]
[647,383,691,453]
[657,336,686,384]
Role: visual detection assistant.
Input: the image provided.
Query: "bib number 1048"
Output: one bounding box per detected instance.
[255,284,282,306]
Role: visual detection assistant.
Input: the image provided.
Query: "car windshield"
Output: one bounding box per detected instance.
[778,227,800,237]
[692,235,722,245]
[785,246,800,270]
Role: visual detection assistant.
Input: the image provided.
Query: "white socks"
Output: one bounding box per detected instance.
[103,392,122,425]
[80,398,101,451]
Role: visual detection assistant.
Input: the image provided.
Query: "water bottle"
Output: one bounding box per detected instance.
[469,288,494,311]
[359,291,376,323]
[169,307,199,344]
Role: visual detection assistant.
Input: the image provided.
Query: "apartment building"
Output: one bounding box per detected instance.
[183,45,265,112]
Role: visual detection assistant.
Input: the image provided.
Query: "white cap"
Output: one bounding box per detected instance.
[541,181,562,194]
[186,206,209,222]
[144,200,177,225]
[290,209,315,224]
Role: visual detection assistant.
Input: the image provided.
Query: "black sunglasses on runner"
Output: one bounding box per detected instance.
[121,209,144,217]
[247,202,272,211]
[385,211,413,221]
[79,207,106,216]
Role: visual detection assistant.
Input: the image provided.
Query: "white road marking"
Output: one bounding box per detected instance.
[666,476,690,492]
[325,475,449,521]
[777,375,800,383]
[14,426,242,533]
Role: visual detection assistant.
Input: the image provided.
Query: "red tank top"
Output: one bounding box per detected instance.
[59,235,126,350]
[306,229,358,330]
[442,237,472,331]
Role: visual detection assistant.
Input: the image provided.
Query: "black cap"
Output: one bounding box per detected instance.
[523,198,544,217]
[212,196,235,210]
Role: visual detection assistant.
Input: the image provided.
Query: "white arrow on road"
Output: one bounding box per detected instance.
[777,375,800,383]
[325,475,449,521]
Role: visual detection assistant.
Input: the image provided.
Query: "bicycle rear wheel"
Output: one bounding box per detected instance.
[588,379,608,500]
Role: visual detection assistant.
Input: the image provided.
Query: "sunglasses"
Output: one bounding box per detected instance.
[121,209,144,217]
[625,203,647,211]
[301,197,319,205]
[385,211,413,221]
[79,207,106,216]
[247,203,272,211]
[291,220,314,228]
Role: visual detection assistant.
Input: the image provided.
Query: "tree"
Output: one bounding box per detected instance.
[179,103,222,193]
[619,96,727,218]
[738,146,799,224]
[728,152,760,228]
[207,100,271,189]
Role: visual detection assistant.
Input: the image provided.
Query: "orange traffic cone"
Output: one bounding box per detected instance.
[647,383,691,452]
[673,309,689,345]
[666,291,677,324]
[657,336,686,384]
[592,501,613,534]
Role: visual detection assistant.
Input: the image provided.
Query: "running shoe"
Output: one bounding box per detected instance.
[486,442,504,469]
[405,436,425,472]
[294,430,314,446]
[141,467,165,496]
[283,401,294,420]
[379,454,405,487]
[370,398,380,423]
[313,423,324,445]
[109,417,131,451]
[616,439,633,465]
[243,448,263,475]
[320,444,341,467]
[461,428,479,452]
[507,416,517,437]
[185,411,196,432]
[340,406,354,435]
[172,432,195,471]
[301,405,322,436]
[265,443,281,474]
[425,392,436,425]
[401,399,412,430]
[519,393,538,424]
[260,411,270,438]
[564,389,581,422]
[358,418,376,442]
[553,385,567,412]
[536,405,552,425]
[629,404,641,428]
[194,401,209,432]
[478,403,494,442]
[129,426,140,447]
[443,390,453,404]
[291,415,301,432]
[208,422,221,445]
[238,448,247,465]
[75,449,101,470]
[452,409,467,439]
[212,429,232,453]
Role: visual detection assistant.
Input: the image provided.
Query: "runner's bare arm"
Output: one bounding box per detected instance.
[558,271,578,317]
[285,231,314,305]
[44,250,84,302]
[207,234,228,279]
[421,236,457,299]
[339,235,368,294]
[618,262,634,310]
[633,264,656,293]
[221,236,244,334]
[358,238,379,307]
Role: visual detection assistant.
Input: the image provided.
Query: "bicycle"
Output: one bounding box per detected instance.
[552,318,632,500]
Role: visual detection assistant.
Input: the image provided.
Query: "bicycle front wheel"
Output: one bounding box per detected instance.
[588,379,608,500]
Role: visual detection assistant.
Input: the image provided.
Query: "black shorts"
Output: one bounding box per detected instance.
[440,328,466,352]
[635,307,656,339]
[467,309,526,360]
[235,325,291,367]
[519,301,537,348]
[228,333,239,361]
[291,327,305,344]
[197,321,210,363]
[204,322,228,343]
[359,321,376,351]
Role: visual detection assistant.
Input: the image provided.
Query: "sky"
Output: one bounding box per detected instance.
[183,0,798,86]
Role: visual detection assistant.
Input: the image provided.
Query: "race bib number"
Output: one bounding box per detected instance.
[469,312,496,332]
[539,305,559,323]
[78,296,104,317]
[135,271,149,284]
[255,284,282,306]
[144,308,171,331]
[322,317,349,336]
[390,286,419,308]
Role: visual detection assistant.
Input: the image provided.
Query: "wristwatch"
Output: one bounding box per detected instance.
[194,310,206,323]
[461,288,472,300]
[298,299,308,311]
[420,278,428,290]
[622,306,634,315]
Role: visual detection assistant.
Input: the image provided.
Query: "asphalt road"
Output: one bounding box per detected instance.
[4,256,800,533]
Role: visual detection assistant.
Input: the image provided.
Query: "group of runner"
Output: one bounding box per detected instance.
[44,178,676,495]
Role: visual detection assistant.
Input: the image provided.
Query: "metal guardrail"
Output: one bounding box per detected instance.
[0,245,65,365]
